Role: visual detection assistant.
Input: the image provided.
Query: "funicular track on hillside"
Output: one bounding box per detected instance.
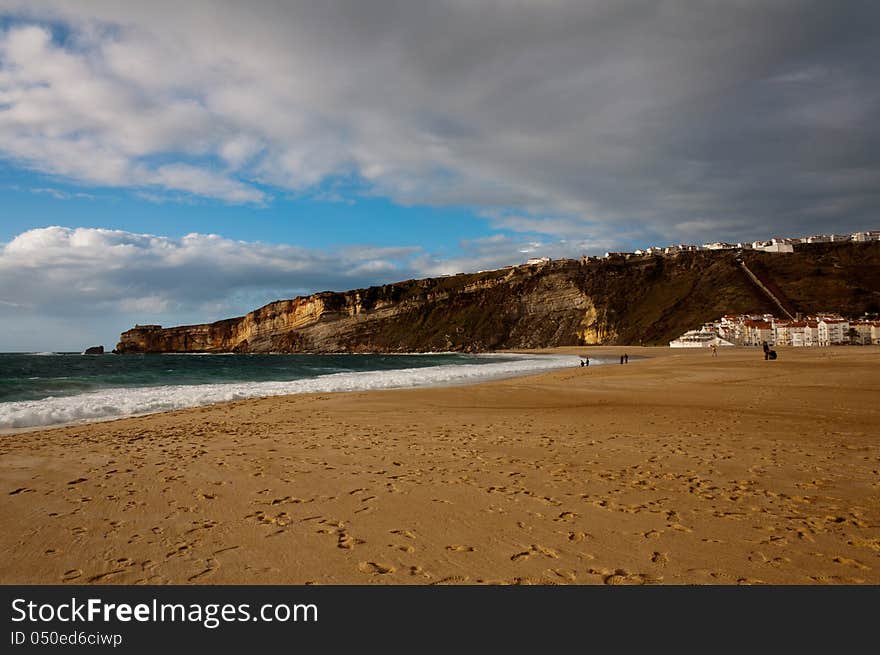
[734,254,796,320]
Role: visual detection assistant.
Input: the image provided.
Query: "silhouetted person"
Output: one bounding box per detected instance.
[620,354,624,365]
[762,341,769,360]
[624,353,628,364]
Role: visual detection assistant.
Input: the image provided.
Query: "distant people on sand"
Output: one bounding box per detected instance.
[711,344,717,356]
[761,341,778,360]
[620,354,624,365]
[624,353,628,364]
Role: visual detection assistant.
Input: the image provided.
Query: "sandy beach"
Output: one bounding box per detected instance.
[1,346,878,585]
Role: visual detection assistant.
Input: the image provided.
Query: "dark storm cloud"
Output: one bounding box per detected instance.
[1,1,878,241]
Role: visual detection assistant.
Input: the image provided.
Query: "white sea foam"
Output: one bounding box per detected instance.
[0,354,585,430]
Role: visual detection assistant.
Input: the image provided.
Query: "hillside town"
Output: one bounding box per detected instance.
[605,229,880,260]
[513,228,880,267]
[670,313,880,348]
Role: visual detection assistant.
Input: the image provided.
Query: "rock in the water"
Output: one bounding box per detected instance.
[83,345,104,355]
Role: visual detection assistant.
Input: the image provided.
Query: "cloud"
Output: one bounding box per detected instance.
[0,225,593,349]
[0,1,878,239]
[29,187,96,200]
[0,226,424,320]
[0,22,266,204]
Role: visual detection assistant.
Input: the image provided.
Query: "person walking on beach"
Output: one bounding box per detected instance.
[624,353,628,364]
[762,341,770,360]
[711,344,717,357]
[620,354,624,365]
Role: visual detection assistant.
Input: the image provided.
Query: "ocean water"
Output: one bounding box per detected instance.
[0,352,587,430]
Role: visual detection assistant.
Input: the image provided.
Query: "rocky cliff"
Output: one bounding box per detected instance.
[116,241,880,353]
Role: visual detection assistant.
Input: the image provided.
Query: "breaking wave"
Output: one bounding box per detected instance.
[0,354,581,429]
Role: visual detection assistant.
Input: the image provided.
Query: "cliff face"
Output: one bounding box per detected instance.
[116,242,880,353]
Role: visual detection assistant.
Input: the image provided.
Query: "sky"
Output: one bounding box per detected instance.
[1,1,879,350]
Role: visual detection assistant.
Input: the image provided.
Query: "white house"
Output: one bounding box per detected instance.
[773,320,793,346]
[818,318,849,346]
[762,243,794,253]
[788,322,806,347]
[669,329,734,348]
[743,320,773,346]
[787,321,820,347]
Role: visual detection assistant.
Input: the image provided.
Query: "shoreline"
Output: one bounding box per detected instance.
[0,344,860,436]
[0,349,627,435]
[2,346,878,585]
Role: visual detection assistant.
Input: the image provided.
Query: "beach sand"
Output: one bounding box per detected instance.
[1,346,878,585]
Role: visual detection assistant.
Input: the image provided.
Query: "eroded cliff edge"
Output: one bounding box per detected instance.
[117,242,880,353]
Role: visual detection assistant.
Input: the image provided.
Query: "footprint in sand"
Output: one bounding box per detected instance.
[511,545,559,561]
[430,575,470,585]
[409,565,431,578]
[62,569,82,582]
[337,531,365,550]
[832,556,869,570]
[848,537,880,552]
[358,561,395,575]
[446,545,476,553]
[589,567,661,585]
[187,561,219,582]
[550,569,578,582]
[651,551,669,565]
[9,487,34,495]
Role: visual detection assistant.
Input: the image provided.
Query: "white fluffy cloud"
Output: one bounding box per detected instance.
[0,1,877,242]
[0,226,423,318]
[0,24,265,203]
[0,225,600,349]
